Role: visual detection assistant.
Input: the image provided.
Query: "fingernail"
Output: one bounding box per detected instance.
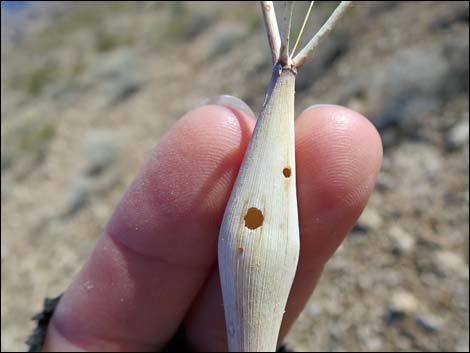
[306,104,339,111]
[199,95,256,119]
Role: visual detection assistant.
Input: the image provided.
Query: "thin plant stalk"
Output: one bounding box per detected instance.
[290,1,315,59]
[261,1,281,64]
[279,1,294,65]
[292,1,353,68]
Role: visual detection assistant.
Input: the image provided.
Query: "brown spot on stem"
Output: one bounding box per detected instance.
[283,167,291,178]
[244,207,264,230]
[237,247,244,255]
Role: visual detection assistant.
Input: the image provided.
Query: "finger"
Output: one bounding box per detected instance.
[184,105,383,351]
[43,105,255,351]
[279,104,383,339]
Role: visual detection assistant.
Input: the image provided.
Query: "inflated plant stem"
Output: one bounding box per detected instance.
[218,2,354,351]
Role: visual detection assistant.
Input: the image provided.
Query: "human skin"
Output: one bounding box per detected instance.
[43,103,383,352]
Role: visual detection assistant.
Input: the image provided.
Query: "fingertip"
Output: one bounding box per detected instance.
[149,103,256,223]
[299,104,383,165]
[294,105,382,270]
[279,105,382,339]
[296,104,382,213]
[107,103,255,266]
[45,103,256,352]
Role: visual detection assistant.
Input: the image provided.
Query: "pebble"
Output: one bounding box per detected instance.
[65,175,92,216]
[389,291,419,314]
[446,116,469,151]
[434,250,469,277]
[389,226,416,255]
[354,206,383,232]
[415,314,442,333]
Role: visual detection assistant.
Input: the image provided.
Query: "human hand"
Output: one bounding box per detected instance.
[42,100,382,351]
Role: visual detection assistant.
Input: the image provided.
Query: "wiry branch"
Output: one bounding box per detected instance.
[292,1,353,69]
[279,1,294,65]
[290,1,315,59]
[260,1,281,65]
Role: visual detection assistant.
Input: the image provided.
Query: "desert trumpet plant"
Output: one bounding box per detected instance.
[218,2,353,351]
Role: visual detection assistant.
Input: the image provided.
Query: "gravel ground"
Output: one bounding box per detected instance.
[1,2,469,351]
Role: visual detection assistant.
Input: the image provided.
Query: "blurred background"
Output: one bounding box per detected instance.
[1,1,468,351]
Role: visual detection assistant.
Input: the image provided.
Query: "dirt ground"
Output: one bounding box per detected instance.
[1,2,469,351]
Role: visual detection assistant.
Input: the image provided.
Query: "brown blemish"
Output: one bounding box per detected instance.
[237,247,244,255]
[244,207,264,230]
[283,167,291,178]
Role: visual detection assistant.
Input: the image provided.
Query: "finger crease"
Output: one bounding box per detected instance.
[106,230,213,273]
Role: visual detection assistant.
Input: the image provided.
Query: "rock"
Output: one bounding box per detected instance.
[306,303,322,317]
[446,115,469,151]
[65,175,92,216]
[364,337,383,352]
[388,226,416,255]
[434,250,469,277]
[389,291,419,315]
[354,206,383,232]
[384,310,405,327]
[385,290,421,327]
[82,130,120,176]
[415,314,442,333]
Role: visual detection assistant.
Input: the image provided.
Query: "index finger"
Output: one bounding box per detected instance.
[43,105,255,351]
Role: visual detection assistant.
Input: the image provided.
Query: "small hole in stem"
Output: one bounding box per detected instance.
[283,167,292,178]
[244,207,264,230]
